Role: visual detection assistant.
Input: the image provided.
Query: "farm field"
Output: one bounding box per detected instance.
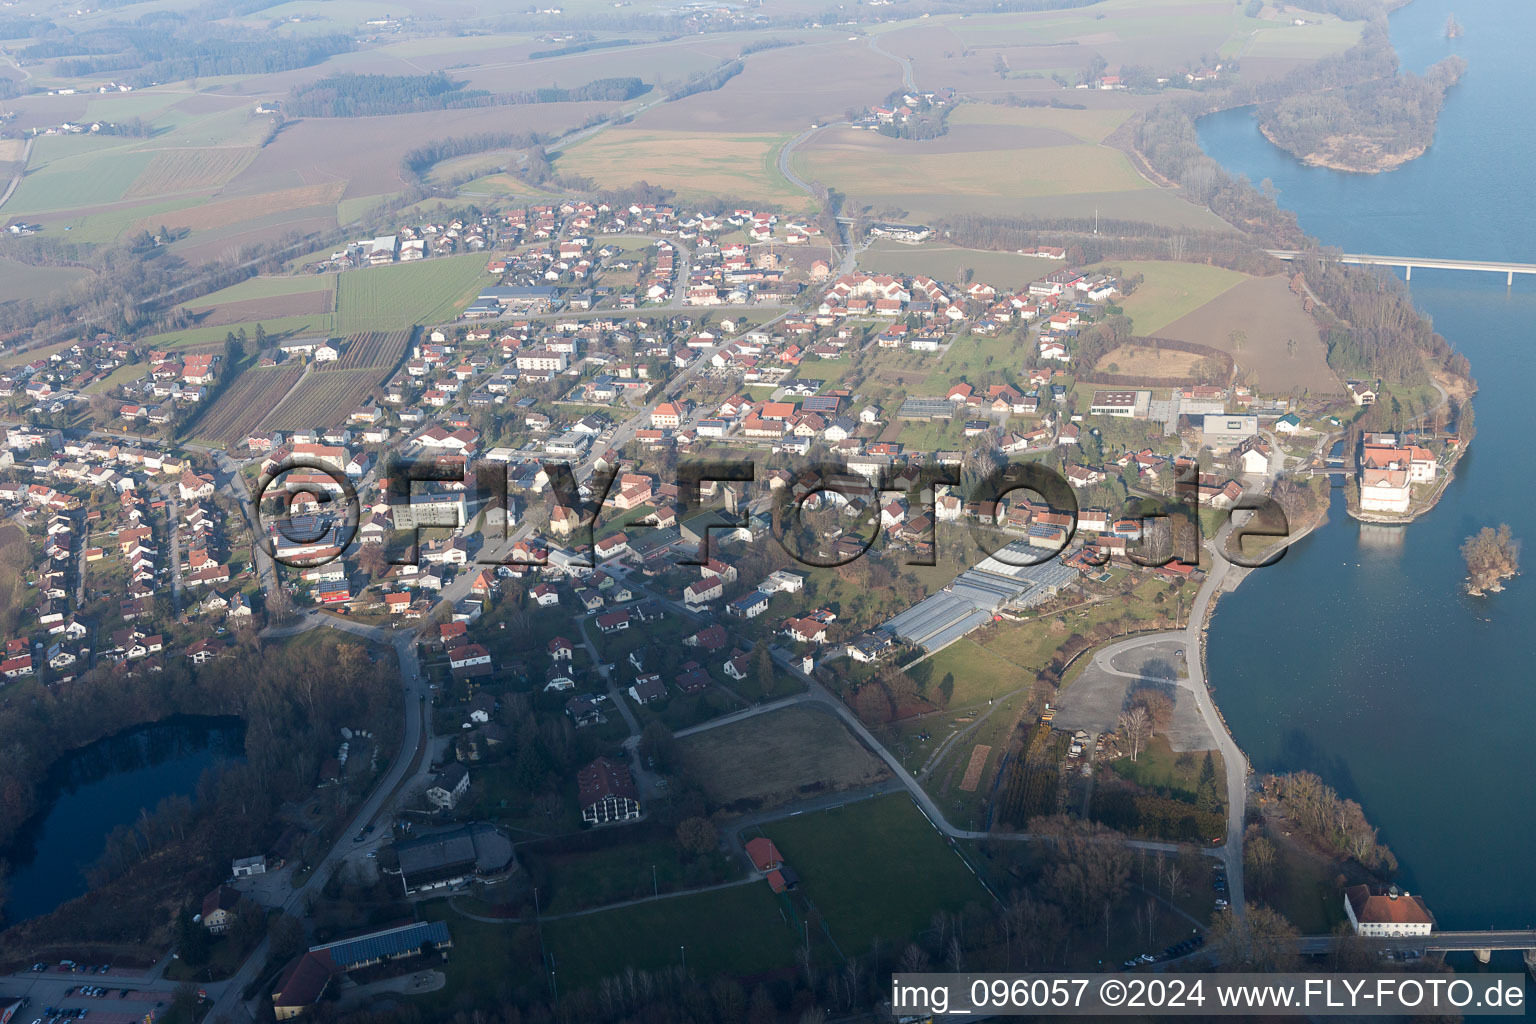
[259,368,381,431]
[1156,274,1341,394]
[678,705,889,810]
[794,130,1150,200]
[191,365,304,444]
[1102,260,1248,336]
[635,36,899,134]
[949,103,1135,144]
[142,313,336,352]
[320,329,413,372]
[556,128,810,209]
[124,147,258,198]
[4,147,156,215]
[184,274,336,308]
[1094,343,1207,379]
[0,259,91,305]
[334,255,493,332]
[760,794,992,954]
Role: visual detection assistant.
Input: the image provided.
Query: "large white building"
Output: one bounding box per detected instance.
[1343,885,1434,938]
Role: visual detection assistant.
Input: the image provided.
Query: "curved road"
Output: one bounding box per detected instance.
[207,616,428,1023]
[867,35,916,92]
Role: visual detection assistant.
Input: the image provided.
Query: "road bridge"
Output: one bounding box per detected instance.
[1267,249,1536,285]
[1295,930,1536,965]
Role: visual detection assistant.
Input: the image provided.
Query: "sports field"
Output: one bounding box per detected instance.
[761,794,993,953]
[334,254,493,332]
[1095,343,1207,379]
[556,128,810,208]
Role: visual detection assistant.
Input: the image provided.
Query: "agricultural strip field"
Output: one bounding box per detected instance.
[555,129,810,209]
[677,705,889,810]
[334,254,493,332]
[146,182,346,234]
[319,329,413,372]
[259,368,382,431]
[760,794,993,954]
[191,365,304,445]
[124,147,258,199]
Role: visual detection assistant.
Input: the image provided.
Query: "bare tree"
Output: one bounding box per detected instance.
[1118,705,1151,761]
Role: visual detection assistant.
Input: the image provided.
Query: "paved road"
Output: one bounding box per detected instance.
[0,135,33,212]
[208,619,428,1022]
[1084,521,1247,913]
[867,35,916,91]
[166,494,183,615]
[728,648,1198,857]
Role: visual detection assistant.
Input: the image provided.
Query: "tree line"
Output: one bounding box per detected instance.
[286,72,646,118]
[663,60,743,103]
[30,22,353,87]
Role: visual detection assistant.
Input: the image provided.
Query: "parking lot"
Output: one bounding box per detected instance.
[2,963,192,1024]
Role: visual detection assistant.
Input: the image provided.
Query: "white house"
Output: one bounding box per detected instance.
[1343,885,1433,938]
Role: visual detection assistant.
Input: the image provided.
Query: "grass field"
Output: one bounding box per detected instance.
[795,133,1150,199]
[761,794,993,953]
[5,147,156,214]
[858,242,1068,290]
[1100,261,1248,336]
[544,883,800,989]
[920,330,1029,392]
[334,254,492,332]
[910,639,1034,708]
[526,835,745,915]
[557,128,810,208]
[678,705,889,809]
[142,313,335,351]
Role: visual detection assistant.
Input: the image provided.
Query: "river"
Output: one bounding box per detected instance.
[3,716,245,924]
[1198,0,1536,930]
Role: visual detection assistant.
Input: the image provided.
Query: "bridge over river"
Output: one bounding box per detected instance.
[1266,249,1536,285]
[1296,930,1536,965]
